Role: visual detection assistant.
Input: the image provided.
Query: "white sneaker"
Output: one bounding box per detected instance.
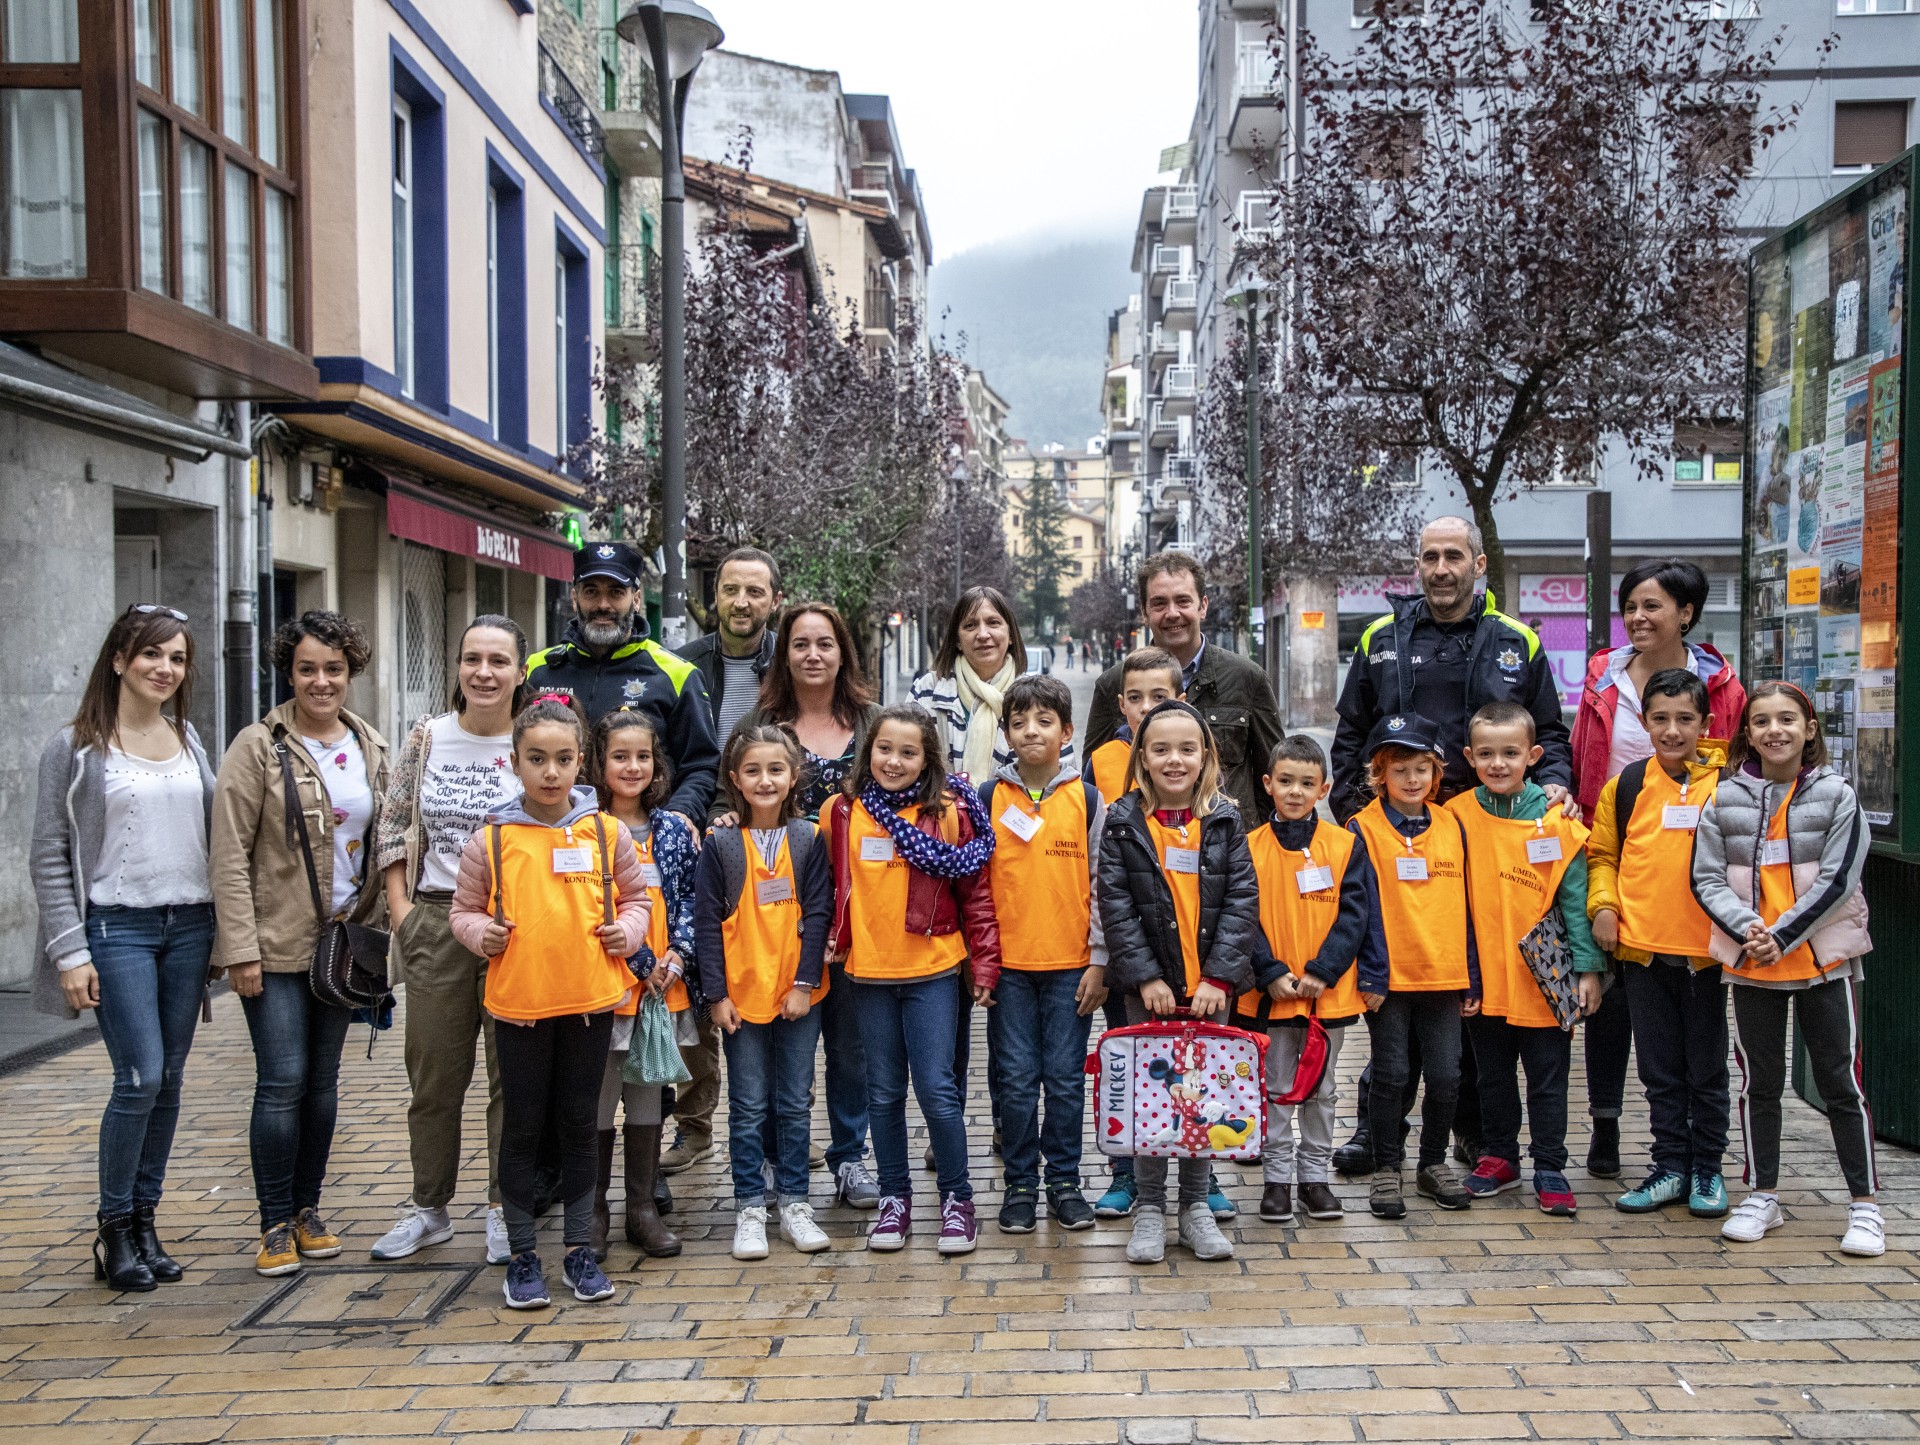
[732,1205,770,1261]
[1179,1201,1234,1261]
[370,1204,452,1261]
[1126,1209,1166,1264]
[779,1200,831,1254]
[485,1206,510,1266]
[1841,1202,1886,1257]
[1721,1193,1784,1243]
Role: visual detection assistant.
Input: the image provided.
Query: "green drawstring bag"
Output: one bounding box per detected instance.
[626,989,691,1087]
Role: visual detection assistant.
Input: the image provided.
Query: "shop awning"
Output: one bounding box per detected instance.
[385,479,574,581]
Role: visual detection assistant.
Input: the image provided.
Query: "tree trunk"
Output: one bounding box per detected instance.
[1463,480,1509,610]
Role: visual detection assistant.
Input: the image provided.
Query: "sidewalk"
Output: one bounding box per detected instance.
[0,990,95,1079]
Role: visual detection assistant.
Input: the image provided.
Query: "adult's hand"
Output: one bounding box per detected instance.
[228,961,264,998]
[1543,784,1582,825]
[60,963,100,1012]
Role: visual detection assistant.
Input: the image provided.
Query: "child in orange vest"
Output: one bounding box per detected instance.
[1586,668,1731,1219]
[1235,735,1374,1227]
[695,725,834,1262]
[449,696,651,1311]
[979,675,1107,1235]
[1692,681,1881,1256]
[590,708,691,1260]
[823,704,1001,1256]
[1348,713,1479,1220]
[1448,701,1605,1218]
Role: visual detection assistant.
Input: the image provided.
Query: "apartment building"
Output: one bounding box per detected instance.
[962,366,1011,488]
[1100,296,1146,574]
[1004,443,1112,589]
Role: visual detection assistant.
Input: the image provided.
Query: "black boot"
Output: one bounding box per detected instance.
[1332,1125,1374,1176]
[1587,1118,1621,1179]
[130,1204,182,1282]
[590,1130,615,1263]
[93,1214,156,1293]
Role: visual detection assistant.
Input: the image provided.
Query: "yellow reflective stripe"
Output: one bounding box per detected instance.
[1486,609,1542,660]
[524,646,563,680]
[1357,612,1395,654]
[640,640,697,694]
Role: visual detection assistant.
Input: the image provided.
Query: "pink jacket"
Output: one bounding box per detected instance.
[1570,643,1746,813]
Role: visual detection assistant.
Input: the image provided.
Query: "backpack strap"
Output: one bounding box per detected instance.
[1080,780,1100,838]
[710,827,747,922]
[783,818,816,886]
[1614,757,1651,834]
[594,815,614,926]
[489,823,505,924]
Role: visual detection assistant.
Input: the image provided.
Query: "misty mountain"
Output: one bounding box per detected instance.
[930,235,1134,450]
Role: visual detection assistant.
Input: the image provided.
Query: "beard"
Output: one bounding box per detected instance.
[578,611,635,650]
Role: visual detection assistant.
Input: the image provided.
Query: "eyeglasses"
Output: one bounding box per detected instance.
[128,604,189,622]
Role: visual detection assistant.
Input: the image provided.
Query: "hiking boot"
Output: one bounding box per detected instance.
[1369,1169,1406,1220]
[659,1129,711,1175]
[1298,1182,1343,1220]
[1417,1162,1472,1210]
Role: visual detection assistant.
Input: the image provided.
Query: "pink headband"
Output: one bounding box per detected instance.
[529,692,574,709]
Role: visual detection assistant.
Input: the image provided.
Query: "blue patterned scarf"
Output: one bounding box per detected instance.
[859,780,995,879]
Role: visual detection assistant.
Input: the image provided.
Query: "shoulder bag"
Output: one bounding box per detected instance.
[277,742,393,1016]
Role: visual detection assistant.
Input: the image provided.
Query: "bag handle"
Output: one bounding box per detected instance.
[489,823,505,925]
[276,742,330,930]
[595,815,614,926]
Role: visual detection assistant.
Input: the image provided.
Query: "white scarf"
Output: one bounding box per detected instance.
[952,654,1016,784]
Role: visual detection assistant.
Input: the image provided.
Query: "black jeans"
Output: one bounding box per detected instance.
[953,971,1001,1131]
[1101,994,1133,1178]
[1623,958,1728,1178]
[1730,974,1876,1197]
[1365,991,1462,1170]
[1467,1014,1572,1171]
[241,971,351,1231]
[1583,962,1632,1120]
[497,1010,612,1254]
[1354,1014,1479,1143]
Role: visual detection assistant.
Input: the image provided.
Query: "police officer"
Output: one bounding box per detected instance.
[525,542,720,820]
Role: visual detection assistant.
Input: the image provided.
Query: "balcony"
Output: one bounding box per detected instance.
[606,245,656,365]
[597,29,663,178]
[1231,42,1281,152]
[1150,324,1177,357]
[1162,277,1199,327]
[1237,190,1279,241]
[1149,402,1178,444]
[1236,43,1278,101]
[1162,364,1197,416]
[1167,452,1198,485]
[851,162,900,217]
[865,277,898,337]
[1161,184,1199,241]
[541,44,605,162]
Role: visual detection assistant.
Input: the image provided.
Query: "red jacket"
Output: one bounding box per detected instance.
[826,791,1002,989]
[1570,643,1746,813]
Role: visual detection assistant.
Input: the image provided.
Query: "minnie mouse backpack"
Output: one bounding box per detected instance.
[1086,1013,1269,1162]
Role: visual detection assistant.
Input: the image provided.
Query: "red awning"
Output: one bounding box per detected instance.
[384,480,573,581]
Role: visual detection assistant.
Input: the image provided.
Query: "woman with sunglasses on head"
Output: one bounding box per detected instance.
[31,605,218,1293]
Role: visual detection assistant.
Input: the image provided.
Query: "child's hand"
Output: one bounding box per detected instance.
[1361,990,1386,1012]
[779,986,812,1022]
[1267,974,1299,1002]
[1744,928,1782,965]
[1577,973,1606,1017]
[1295,974,1327,1002]
[1461,995,1482,1018]
[1591,909,1620,953]
[650,950,684,996]
[971,984,995,1007]
[1074,966,1108,1016]
[597,922,629,957]
[481,918,514,957]
[1190,982,1228,1018]
[711,997,742,1034]
[1140,980,1177,1017]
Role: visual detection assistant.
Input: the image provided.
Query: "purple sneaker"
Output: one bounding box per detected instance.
[937,1194,977,1256]
[868,1195,910,1252]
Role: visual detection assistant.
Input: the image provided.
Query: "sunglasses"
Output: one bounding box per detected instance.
[128,604,189,622]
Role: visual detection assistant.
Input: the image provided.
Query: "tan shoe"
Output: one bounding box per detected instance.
[292,1207,342,1258]
[659,1129,712,1175]
[256,1222,302,1277]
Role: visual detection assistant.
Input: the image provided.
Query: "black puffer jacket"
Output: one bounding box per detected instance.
[1097,793,1260,1000]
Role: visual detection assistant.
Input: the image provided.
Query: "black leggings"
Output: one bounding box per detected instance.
[496,1011,612,1255]
[1731,975,1877,1197]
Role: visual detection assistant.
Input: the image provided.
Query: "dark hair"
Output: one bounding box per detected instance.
[593,708,671,814]
[1120,646,1183,689]
[1266,734,1328,779]
[849,703,951,817]
[1643,667,1709,717]
[717,546,782,597]
[722,723,806,821]
[934,586,1028,679]
[1467,698,1537,744]
[1001,674,1073,732]
[1136,550,1206,613]
[1727,680,1828,772]
[513,694,589,753]
[272,609,371,677]
[1617,558,1710,637]
[757,602,872,729]
[71,606,196,752]
[451,614,529,714]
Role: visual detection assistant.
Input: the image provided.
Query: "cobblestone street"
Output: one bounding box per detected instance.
[0,990,1916,1445]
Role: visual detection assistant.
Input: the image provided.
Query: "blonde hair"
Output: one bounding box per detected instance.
[1129,703,1224,816]
[1366,743,1443,805]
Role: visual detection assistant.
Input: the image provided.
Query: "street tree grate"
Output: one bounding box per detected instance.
[233,1263,481,1332]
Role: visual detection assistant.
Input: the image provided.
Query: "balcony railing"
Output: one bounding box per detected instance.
[1163,364,1197,399]
[1167,453,1197,482]
[1163,277,1198,311]
[596,28,661,121]
[608,244,654,331]
[540,43,604,160]
[852,162,899,215]
[1150,324,1177,355]
[1160,185,1198,226]
[1236,42,1278,102]
[1237,190,1279,238]
[864,281,897,335]
[1152,244,1185,274]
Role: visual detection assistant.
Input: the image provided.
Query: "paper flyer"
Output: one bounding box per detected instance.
[1868,186,1906,359]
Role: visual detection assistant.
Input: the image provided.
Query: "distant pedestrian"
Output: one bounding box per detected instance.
[32,604,217,1293]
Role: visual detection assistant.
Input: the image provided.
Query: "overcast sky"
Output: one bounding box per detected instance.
[697,1,1199,262]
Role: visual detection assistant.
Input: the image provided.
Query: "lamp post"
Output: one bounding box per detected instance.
[618,0,723,648]
[1229,278,1270,666]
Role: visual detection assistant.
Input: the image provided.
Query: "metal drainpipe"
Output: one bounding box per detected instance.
[224,401,257,744]
[255,418,275,710]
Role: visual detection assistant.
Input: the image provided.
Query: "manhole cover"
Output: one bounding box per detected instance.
[235,1264,480,1331]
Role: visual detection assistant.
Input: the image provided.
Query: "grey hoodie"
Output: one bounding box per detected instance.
[980,760,1109,971]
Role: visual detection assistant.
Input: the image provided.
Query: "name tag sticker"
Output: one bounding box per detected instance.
[1526,836,1564,865]
[1395,855,1430,882]
[1000,805,1043,842]
[639,863,663,888]
[1295,865,1334,894]
[860,835,897,863]
[1762,838,1791,867]
[1662,804,1702,831]
[755,876,795,905]
[1166,846,1201,875]
[551,846,592,874]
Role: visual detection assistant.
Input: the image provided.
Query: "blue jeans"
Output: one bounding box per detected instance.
[726,1009,824,1206]
[821,958,870,1169]
[241,971,352,1230]
[86,904,215,1217]
[853,975,971,1201]
[988,969,1092,1193]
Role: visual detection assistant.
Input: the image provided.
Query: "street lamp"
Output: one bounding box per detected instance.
[1228,277,1270,669]
[617,0,723,648]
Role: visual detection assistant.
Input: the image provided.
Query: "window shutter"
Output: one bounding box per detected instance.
[1835,100,1910,169]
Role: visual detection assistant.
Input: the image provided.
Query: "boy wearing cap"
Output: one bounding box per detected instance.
[1347,713,1479,1219]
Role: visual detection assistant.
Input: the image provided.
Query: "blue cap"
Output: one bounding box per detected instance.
[573,541,642,587]
[1361,712,1446,764]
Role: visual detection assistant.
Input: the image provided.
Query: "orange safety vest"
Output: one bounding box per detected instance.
[616,824,679,1018]
[987,781,1093,971]
[843,800,969,982]
[1616,765,1718,960]
[1237,819,1363,1022]
[721,830,825,1024]
[1350,798,1470,991]
[483,814,635,1023]
[1449,795,1588,1028]
[1090,739,1132,806]
[1145,813,1203,994]
[1740,782,1830,984]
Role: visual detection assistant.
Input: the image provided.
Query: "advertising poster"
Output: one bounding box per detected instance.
[1869,186,1907,358]
[1862,357,1901,669]
[1785,614,1819,691]
[1752,382,1794,552]
[1859,668,1897,826]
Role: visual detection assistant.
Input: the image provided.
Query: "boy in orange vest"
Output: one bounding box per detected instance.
[1235,735,1375,1225]
[982,675,1108,1234]
[1448,700,1606,1217]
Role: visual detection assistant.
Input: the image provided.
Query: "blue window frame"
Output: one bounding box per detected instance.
[391,44,448,413]
[554,221,591,463]
[486,147,528,449]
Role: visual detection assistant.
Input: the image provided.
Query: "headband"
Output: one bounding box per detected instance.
[1761,681,1815,713]
[1138,697,1213,742]
[528,692,574,709]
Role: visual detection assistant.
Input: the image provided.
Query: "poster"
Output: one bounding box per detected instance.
[1862,357,1901,669]
[1752,382,1794,552]
[1815,675,1856,784]
[1869,186,1907,358]
[1858,668,1897,827]
[1785,614,1819,692]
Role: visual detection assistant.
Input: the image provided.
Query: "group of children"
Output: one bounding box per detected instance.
[449,648,1884,1307]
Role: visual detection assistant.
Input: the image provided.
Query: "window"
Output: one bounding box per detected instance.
[134,0,161,85]
[1356,110,1425,180]
[223,162,252,329]
[4,0,79,60]
[555,228,590,461]
[554,252,568,454]
[254,0,281,167]
[1673,421,1743,484]
[263,185,290,344]
[178,136,212,312]
[219,0,248,143]
[486,157,527,449]
[1685,0,1761,14]
[171,0,203,118]
[137,111,167,290]
[391,55,448,408]
[0,89,84,278]
[1071,534,1083,549]
[1839,0,1920,11]
[1352,0,1424,21]
[392,99,414,395]
[1835,100,1910,170]
[487,187,499,432]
